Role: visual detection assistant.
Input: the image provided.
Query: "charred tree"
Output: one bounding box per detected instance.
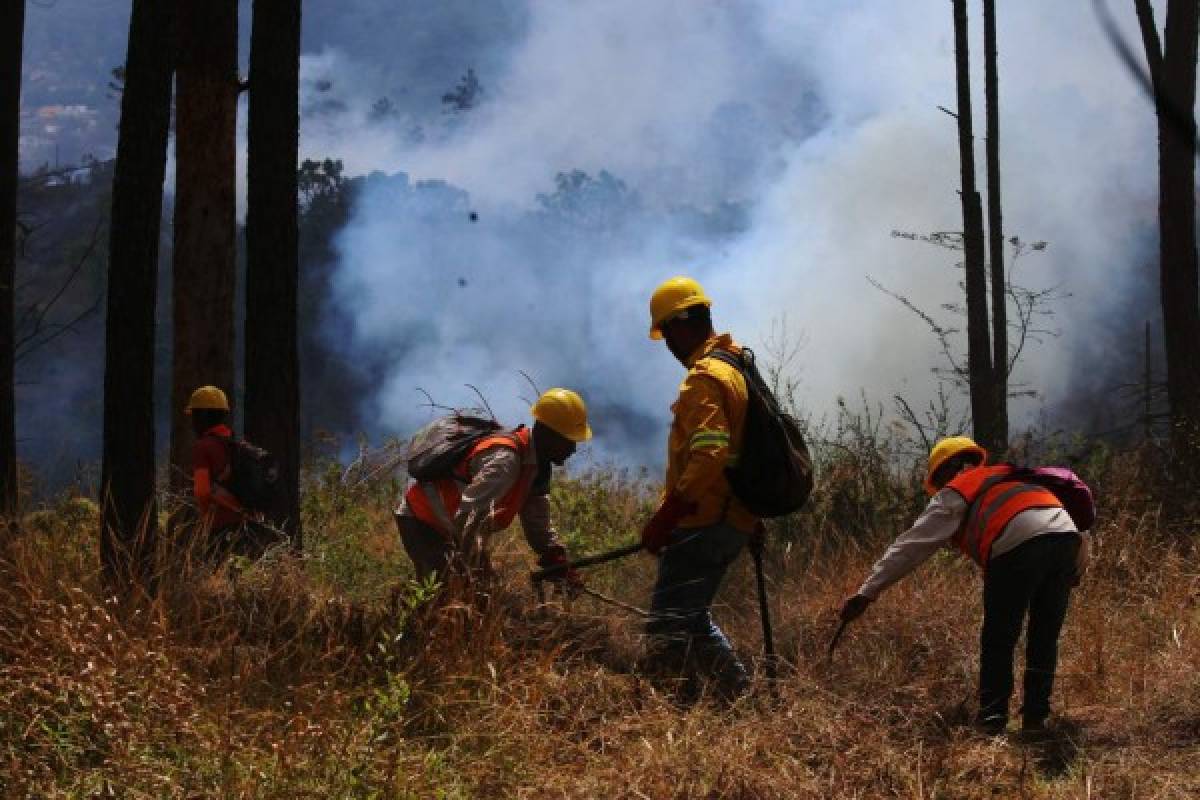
[0,0,24,522]
[245,0,302,547]
[983,0,1009,447]
[169,1,238,508]
[1135,0,1200,472]
[100,0,175,588]
[951,0,1000,452]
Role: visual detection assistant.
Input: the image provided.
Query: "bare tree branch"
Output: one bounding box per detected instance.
[14,218,105,362]
[893,394,933,452]
[1131,0,1164,90]
[867,275,966,376]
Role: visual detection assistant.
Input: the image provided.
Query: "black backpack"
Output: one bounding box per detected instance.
[707,348,814,518]
[406,414,506,482]
[209,434,279,512]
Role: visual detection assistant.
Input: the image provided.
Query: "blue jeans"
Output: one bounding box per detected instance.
[646,522,749,691]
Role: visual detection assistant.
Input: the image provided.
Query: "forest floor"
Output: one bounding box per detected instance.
[2,444,1198,799]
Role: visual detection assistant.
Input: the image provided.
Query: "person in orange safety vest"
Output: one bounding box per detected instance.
[839,436,1090,737]
[394,388,592,588]
[185,385,276,560]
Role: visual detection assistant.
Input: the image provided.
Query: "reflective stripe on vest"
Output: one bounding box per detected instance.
[404,427,537,538]
[947,465,1063,567]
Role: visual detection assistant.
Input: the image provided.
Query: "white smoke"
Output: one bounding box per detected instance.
[303,0,1163,463]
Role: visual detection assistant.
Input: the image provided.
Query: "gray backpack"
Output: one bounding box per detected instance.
[406,414,505,482]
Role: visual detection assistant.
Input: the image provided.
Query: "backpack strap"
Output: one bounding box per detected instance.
[706,347,768,395]
[699,348,746,526]
[705,347,744,373]
[452,427,527,481]
[200,432,239,488]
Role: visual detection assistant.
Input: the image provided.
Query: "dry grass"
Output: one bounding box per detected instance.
[1,449,1198,799]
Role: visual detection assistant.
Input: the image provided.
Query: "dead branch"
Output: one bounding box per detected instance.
[415,388,456,414]
[464,384,496,421]
[867,275,965,377]
[14,218,105,362]
[893,395,933,452]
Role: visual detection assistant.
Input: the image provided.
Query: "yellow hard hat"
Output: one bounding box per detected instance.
[531,388,592,442]
[649,275,712,339]
[925,436,988,495]
[184,385,230,415]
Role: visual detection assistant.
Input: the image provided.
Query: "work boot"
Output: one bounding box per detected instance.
[1018,716,1054,744]
[713,672,752,705]
[973,713,1008,737]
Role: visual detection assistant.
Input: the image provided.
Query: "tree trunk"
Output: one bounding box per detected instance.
[952,0,998,451]
[100,0,175,589]
[0,1,26,523]
[983,0,1009,451]
[1136,0,1200,472]
[1159,0,1200,467]
[245,0,302,547]
[169,1,238,511]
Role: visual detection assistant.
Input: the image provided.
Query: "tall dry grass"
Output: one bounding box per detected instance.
[0,443,1197,798]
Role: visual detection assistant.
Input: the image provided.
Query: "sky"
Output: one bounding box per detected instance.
[17,0,1170,468]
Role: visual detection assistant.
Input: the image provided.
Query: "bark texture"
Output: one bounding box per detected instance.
[1135,0,1200,470]
[169,0,238,504]
[245,0,303,546]
[0,0,27,520]
[952,0,1000,452]
[100,0,175,588]
[983,0,1009,450]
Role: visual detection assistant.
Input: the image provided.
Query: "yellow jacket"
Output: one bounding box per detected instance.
[663,333,758,533]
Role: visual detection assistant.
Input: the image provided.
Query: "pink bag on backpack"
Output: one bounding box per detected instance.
[1010,466,1096,532]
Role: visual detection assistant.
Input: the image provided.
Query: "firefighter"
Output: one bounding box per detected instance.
[185,385,273,559]
[640,276,757,699]
[839,436,1088,736]
[394,388,590,589]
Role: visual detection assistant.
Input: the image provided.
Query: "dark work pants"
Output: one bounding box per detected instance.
[395,514,453,581]
[979,533,1080,728]
[646,522,749,694]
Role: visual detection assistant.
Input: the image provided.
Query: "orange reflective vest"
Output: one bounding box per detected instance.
[946,465,1064,567]
[404,427,537,538]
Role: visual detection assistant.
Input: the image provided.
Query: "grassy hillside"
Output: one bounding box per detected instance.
[1,443,1197,798]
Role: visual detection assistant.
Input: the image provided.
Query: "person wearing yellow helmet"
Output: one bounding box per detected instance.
[640,275,756,700]
[395,388,592,587]
[839,436,1089,738]
[185,386,255,558]
[185,386,282,560]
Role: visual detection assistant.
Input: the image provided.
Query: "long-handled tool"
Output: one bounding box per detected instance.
[530,541,643,603]
[827,620,849,661]
[578,585,649,618]
[749,539,778,696]
[531,541,642,582]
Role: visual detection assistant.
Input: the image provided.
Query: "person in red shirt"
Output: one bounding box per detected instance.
[186,385,257,558]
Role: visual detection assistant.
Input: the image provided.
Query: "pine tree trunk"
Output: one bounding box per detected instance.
[1159,1,1200,468]
[0,1,26,522]
[952,0,998,451]
[245,0,302,547]
[169,1,238,511]
[100,0,174,589]
[1136,0,1200,473]
[983,0,1008,451]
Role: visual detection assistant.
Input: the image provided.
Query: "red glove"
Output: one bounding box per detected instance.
[640,492,698,555]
